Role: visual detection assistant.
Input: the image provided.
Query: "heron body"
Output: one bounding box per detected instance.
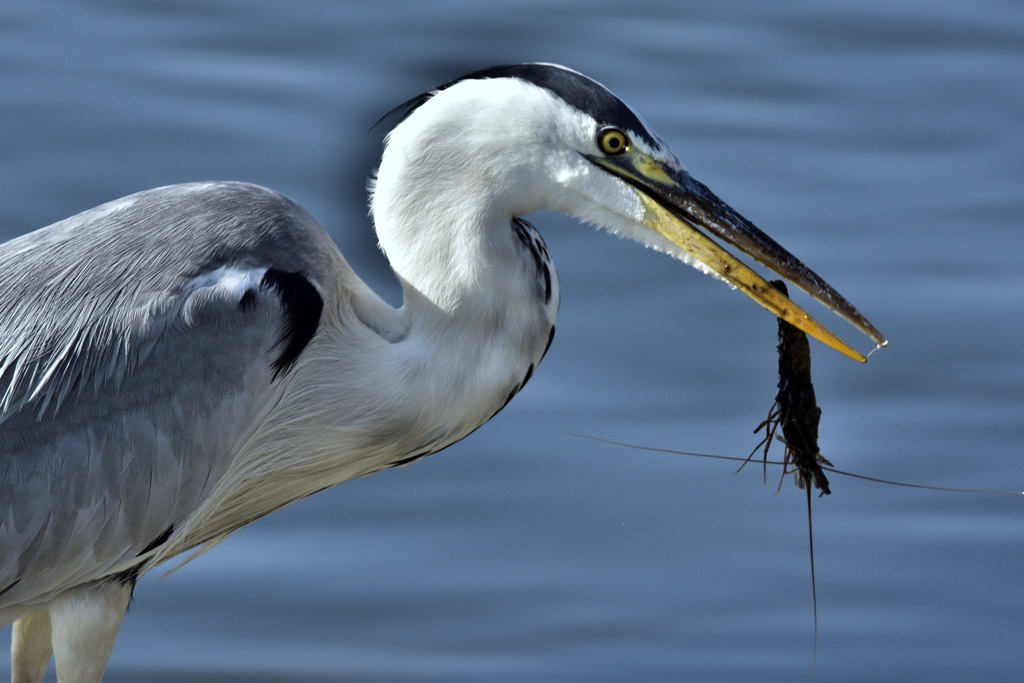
[0,64,882,681]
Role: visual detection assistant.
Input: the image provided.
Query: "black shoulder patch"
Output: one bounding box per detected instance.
[261,269,324,378]
[379,63,658,148]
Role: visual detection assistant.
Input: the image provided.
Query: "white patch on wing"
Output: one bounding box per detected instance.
[183,266,267,301]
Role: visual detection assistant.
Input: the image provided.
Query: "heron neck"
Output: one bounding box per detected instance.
[373,190,519,322]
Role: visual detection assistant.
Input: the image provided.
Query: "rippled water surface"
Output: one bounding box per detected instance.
[2,2,1022,681]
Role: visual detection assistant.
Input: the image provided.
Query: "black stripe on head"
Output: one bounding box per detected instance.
[379,63,659,148]
[261,269,324,378]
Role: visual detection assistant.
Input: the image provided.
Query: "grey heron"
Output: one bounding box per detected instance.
[0,63,884,682]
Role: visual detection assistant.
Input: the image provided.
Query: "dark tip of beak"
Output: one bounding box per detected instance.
[658,171,886,348]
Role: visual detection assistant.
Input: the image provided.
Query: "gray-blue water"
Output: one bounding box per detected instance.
[2,2,1022,681]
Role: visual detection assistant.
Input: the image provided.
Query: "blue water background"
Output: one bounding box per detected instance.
[2,1,1022,680]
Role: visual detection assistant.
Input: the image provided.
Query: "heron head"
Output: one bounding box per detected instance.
[377,63,885,360]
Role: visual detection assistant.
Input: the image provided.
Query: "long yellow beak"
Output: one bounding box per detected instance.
[588,149,886,362]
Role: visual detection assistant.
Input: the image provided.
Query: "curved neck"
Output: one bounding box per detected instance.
[372,159,517,317]
[369,82,567,320]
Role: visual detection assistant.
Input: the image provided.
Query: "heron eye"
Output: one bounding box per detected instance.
[598,127,630,155]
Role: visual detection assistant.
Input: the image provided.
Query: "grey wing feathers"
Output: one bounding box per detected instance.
[0,182,325,422]
[0,182,327,608]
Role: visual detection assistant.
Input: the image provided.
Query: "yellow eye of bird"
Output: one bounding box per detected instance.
[598,127,630,155]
